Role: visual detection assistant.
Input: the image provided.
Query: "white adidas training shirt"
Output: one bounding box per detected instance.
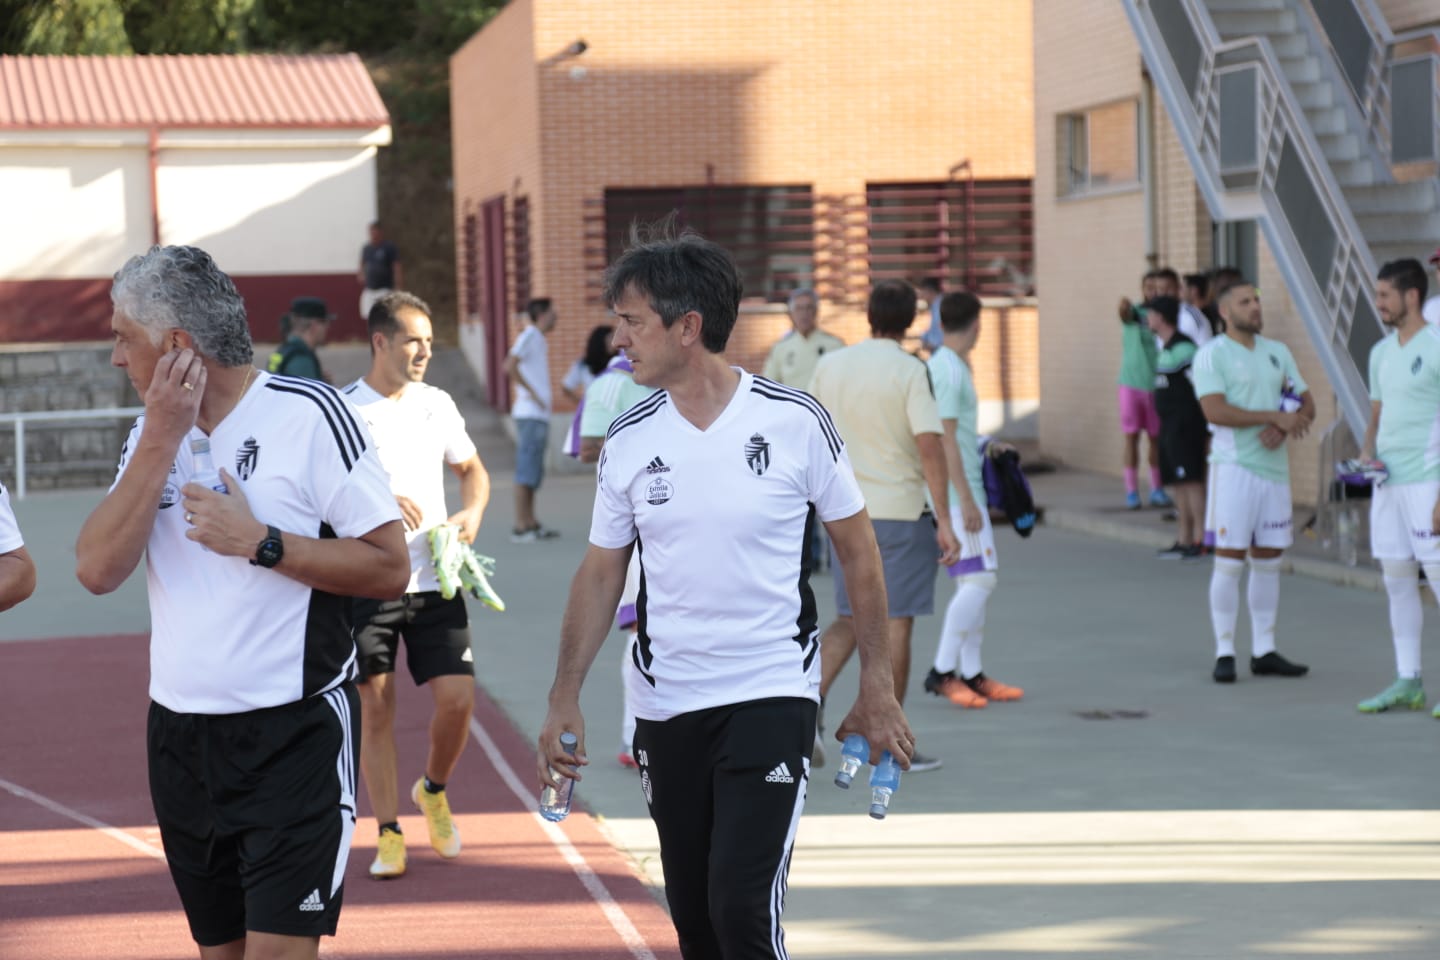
[0,483,23,553]
[114,372,401,715]
[591,370,865,722]
[343,379,478,593]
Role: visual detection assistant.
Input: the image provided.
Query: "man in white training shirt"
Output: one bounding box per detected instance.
[76,245,409,960]
[538,229,915,960]
[505,297,560,541]
[344,291,493,879]
[0,482,35,611]
[1193,277,1314,684]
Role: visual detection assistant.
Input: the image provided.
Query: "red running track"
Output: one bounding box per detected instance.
[0,634,681,960]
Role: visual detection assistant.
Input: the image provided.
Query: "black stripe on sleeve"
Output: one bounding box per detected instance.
[750,381,842,461]
[265,379,366,471]
[605,391,669,442]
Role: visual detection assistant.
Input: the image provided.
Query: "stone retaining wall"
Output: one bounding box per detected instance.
[0,345,139,492]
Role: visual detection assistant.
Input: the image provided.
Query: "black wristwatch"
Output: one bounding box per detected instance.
[251,524,284,568]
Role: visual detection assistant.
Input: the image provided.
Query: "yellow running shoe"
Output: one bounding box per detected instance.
[369,829,406,879]
[411,777,462,858]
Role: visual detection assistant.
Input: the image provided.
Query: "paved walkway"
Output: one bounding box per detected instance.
[4,346,1437,958]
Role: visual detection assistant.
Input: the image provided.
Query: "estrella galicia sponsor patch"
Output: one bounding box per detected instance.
[159,481,180,509]
[646,478,673,505]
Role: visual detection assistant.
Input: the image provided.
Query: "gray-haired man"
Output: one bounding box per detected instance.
[761,288,844,388]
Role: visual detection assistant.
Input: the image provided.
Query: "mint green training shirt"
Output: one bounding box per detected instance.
[1191,333,1308,483]
[927,344,985,508]
[1369,325,1440,485]
[1118,308,1158,391]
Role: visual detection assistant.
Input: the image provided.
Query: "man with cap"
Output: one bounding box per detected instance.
[270,297,332,382]
[1424,248,1440,326]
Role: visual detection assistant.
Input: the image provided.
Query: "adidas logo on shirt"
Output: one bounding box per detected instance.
[646,456,671,474]
[764,762,795,784]
[299,889,324,912]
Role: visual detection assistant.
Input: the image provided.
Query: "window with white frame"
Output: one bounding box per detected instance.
[1058,100,1140,196]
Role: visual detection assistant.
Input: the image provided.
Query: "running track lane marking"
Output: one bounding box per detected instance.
[468,716,659,960]
[0,775,165,861]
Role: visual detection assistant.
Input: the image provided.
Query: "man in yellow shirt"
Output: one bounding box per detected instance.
[808,280,961,772]
[762,288,844,388]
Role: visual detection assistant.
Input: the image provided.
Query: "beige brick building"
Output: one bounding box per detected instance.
[450,0,1038,438]
[1033,0,1439,506]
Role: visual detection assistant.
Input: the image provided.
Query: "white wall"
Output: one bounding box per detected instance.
[0,141,151,279]
[156,145,379,275]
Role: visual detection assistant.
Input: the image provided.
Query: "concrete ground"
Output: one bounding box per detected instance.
[5,345,1437,958]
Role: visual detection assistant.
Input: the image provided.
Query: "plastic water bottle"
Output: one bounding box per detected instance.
[834,734,869,789]
[868,750,902,820]
[190,437,228,494]
[539,732,580,822]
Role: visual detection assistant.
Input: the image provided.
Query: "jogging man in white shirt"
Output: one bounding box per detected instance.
[538,228,915,960]
[0,482,35,611]
[76,245,409,960]
[1193,278,1314,684]
[505,298,559,541]
[1356,259,1440,715]
[344,291,494,878]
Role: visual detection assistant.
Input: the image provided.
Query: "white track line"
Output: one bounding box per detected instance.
[468,716,657,960]
[0,775,164,861]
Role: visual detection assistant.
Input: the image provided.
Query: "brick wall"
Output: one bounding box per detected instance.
[451,0,1038,419]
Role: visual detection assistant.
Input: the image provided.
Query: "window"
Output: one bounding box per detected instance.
[866,180,1034,297]
[512,195,532,309]
[595,186,814,301]
[1058,100,1140,196]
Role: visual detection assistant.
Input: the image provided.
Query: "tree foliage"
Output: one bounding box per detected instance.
[0,0,507,56]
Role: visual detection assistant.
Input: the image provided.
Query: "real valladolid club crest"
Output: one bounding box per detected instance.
[745,433,771,476]
[236,437,260,481]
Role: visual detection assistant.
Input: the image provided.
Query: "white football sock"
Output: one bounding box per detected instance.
[620,630,637,751]
[934,573,994,675]
[1209,557,1245,658]
[1383,560,1423,679]
[1247,556,1283,657]
[956,574,996,679]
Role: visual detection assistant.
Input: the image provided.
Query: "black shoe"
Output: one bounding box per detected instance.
[1251,651,1309,677]
[1180,544,1205,561]
[1213,656,1237,684]
[923,667,956,696]
[1156,542,1187,559]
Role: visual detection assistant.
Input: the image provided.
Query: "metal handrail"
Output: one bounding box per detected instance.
[1122,0,1382,439]
[0,407,141,499]
[1307,0,1440,171]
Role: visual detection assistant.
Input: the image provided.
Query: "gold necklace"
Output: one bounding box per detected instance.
[236,366,254,407]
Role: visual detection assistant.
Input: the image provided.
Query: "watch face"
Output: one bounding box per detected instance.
[257,528,283,568]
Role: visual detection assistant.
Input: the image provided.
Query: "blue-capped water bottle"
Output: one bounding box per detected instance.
[190,437,229,494]
[868,750,902,820]
[539,731,580,822]
[834,733,869,789]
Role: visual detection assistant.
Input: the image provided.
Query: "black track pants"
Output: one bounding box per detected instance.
[633,697,815,960]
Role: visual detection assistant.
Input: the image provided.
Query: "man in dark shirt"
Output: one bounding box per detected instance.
[359,221,404,323]
[1145,295,1207,559]
[269,296,331,382]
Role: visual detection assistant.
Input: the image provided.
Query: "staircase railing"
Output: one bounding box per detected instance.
[1300,0,1440,174]
[1120,0,1384,441]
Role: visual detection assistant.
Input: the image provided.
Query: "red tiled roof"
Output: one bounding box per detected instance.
[0,54,390,130]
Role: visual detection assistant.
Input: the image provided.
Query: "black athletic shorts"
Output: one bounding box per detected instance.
[353,591,473,685]
[147,684,359,946]
[1159,416,1209,486]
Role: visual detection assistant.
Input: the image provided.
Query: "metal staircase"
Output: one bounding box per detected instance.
[1120,0,1440,441]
